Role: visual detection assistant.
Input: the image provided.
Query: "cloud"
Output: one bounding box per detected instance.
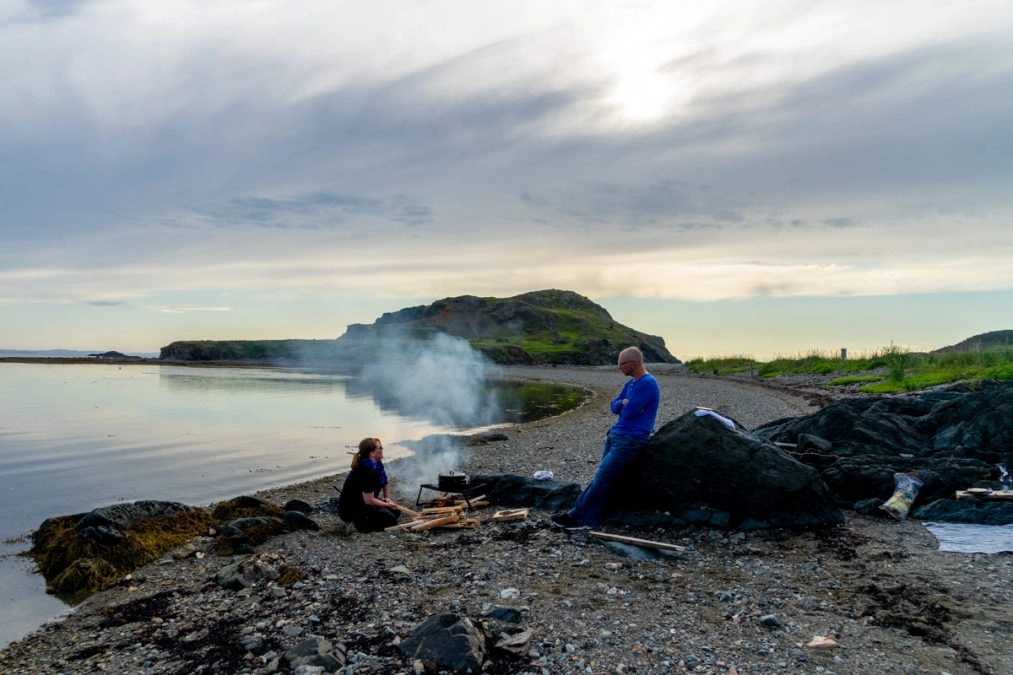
[0,1,1011,331]
[181,191,434,230]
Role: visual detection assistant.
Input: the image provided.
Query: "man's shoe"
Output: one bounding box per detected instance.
[550,513,575,529]
[551,513,590,531]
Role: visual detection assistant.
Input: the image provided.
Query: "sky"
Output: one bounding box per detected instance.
[2,1,1011,361]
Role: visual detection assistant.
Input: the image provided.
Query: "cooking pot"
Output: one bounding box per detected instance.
[438,471,469,491]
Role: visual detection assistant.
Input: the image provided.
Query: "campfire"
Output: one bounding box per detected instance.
[384,471,528,532]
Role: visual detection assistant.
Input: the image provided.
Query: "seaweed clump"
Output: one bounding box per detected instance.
[28,501,216,601]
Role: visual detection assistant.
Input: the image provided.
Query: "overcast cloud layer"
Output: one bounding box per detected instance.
[2,1,1011,357]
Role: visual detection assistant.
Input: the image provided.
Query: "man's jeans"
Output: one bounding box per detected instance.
[569,431,648,527]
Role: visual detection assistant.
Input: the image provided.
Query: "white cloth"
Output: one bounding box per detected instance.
[694,408,735,430]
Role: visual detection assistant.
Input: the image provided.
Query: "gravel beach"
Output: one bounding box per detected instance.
[1,365,1010,674]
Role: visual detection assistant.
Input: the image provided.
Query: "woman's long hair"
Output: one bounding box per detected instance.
[351,437,380,469]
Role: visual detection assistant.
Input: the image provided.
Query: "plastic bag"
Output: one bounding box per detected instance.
[879,472,923,521]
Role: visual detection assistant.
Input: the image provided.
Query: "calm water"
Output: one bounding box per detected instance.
[0,361,583,647]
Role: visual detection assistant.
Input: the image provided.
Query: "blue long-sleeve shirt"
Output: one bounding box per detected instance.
[609,373,661,438]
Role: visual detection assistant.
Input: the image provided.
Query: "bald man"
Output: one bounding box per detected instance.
[552,346,661,531]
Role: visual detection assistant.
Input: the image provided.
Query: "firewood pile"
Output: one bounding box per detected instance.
[385,494,529,533]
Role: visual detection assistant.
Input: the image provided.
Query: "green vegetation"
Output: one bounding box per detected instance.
[161,290,677,366]
[687,333,1013,394]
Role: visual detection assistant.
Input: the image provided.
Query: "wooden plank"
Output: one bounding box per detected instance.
[439,519,480,529]
[588,531,686,552]
[491,508,529,522]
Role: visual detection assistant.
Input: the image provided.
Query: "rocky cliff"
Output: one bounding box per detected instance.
[160,289,680,366]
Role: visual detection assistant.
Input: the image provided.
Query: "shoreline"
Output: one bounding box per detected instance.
[2,365,1010,674]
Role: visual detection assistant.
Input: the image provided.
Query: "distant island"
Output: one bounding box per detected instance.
[159,289,681,367]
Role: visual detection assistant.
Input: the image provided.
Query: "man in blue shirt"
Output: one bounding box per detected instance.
[552,346,661,531]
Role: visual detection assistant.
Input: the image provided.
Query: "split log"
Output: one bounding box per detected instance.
[588,531,686,553]
[439,519,480,529]
[420,505,465,515]
[412,511,460,532]
[385,518,429,532]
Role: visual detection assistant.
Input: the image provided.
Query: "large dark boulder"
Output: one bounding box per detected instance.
[469,473,582,512]
[610,411,844,530]
[754,381,1013,524]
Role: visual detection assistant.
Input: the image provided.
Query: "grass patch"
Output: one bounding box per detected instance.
[693,344,1013,394]
[685,356,757,376]
[828,374,884,386]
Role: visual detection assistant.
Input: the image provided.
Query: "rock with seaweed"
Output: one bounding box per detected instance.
[28,501,216,601]
[27,496,319,601]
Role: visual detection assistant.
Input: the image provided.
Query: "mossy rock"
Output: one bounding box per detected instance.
[28,504,217,601]
[213,516,289,555]
[210,495,287,524]
[49,558,121,599]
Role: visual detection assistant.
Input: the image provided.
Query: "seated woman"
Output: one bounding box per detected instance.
[337,437,401,533]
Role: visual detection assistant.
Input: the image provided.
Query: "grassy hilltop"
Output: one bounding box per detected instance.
[160,290,679,367]
[686,330,1013,394]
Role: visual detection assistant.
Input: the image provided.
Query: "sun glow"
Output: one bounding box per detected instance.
[609,67,672,121]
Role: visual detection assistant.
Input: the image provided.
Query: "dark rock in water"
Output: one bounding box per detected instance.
[611,410,844,530]
[469,473,582,512]
[754,381,1013,523]
[399,613,488,672]
[75,500,194,529]
[76,524,126,545]
[72,501,195,545]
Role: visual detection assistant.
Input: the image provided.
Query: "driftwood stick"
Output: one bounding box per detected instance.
[588,531,686,552]
[394,504,421,519]
[385,518,428,532]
